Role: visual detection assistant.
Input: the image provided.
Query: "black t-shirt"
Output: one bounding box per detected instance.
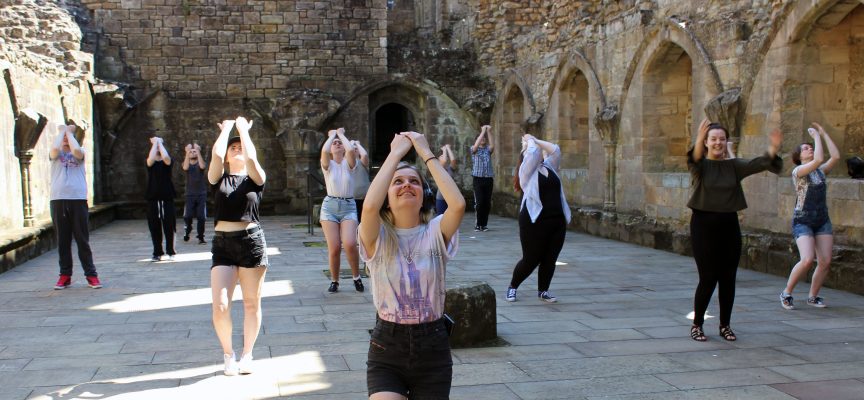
[213,173,264,223]
[185,165,208,196]
[146,160,176,200]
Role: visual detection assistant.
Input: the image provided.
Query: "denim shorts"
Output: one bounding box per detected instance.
[792,219,833,239]
[367,316,452,399]
[320,196,357,223]
[211,226,268,268]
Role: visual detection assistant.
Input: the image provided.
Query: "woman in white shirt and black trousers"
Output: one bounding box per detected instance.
[505,133,571,303]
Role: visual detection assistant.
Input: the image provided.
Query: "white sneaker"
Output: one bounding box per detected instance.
[238,353,254,374]
[223,353,239,376]
[167,255,176,261]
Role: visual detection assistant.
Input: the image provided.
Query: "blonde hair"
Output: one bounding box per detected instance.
[376,163,435,263]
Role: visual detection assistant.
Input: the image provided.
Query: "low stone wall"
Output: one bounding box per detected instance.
[0,203,119,274]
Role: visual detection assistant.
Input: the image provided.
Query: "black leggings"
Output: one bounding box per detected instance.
[147,200,176,257]
[690,210,741,326]
[472,176,493,227]
[509,211,567,292]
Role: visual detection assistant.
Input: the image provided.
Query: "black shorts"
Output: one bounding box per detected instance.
[211,226,268,268]
[367,316,452,399]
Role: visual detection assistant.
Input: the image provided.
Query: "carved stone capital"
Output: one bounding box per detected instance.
[593,105,619,143]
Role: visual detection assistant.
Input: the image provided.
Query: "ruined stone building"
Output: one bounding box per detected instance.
[1,0,863,290]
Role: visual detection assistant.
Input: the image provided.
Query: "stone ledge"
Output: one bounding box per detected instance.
[0,202,121,274]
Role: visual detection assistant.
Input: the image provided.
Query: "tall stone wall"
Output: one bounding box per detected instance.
[81,0,389,98]
[0,1,95,230]
[471,0,864,247]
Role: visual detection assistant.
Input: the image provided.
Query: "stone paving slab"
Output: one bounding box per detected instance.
[0,215,863,399]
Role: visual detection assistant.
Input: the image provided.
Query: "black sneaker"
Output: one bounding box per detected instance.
[481,226,489,232]
[183,234,190,242]
[474,226,481,232]
[353,278,364,292]
[198,238,207,245]
[328,281,339,293]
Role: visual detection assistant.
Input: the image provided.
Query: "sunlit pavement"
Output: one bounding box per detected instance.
[1,214,864,399]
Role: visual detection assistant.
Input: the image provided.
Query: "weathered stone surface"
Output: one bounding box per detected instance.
[445,281,497,348]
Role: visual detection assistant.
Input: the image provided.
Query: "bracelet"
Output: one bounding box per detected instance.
[423,156,437,165]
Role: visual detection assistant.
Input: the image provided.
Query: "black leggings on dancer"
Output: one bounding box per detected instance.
[509,210,567,292]
[691,209,741,326]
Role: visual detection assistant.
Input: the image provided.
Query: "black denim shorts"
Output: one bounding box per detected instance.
[367,316,452,399]
[211,226,268,268]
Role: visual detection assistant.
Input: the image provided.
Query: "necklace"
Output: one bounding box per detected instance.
[398,229,423,264]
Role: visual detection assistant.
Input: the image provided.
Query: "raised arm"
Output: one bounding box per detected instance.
[484,125,494,154]
[815,123,840,173]
[49,125,65,160]
[518,135,544,194]
[733,128,784,178]
[691,118,710,163]
[531,136,561,172]
[445,144,457,169]
[182,144,192,171]
[208,120,234,184]
[235,116,265,186]
[470,127,486,154]
[320,130,336,171]
[353,140,370,169]
[195,144,207,170]
[406,132,465,245]
[795,127,824,178]
[156,138,172,166]
[64,126,85,160]
[438,145,449,167]
[336,128,356,169]
[146,137,160,167]
[725,140,737,159]
[359,134,413,258]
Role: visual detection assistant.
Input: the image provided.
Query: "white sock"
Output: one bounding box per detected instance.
[353,275,361,281]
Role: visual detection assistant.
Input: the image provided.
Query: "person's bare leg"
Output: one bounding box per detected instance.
[321,221,343,281]
[238,266,267,357]
[341,219,360,276]
[370,392,406,400]
[810,234,833,298]
[784,236,816,295]
[211,265,239,355]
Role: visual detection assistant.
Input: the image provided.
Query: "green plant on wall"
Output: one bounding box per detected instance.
[182,0,199,16]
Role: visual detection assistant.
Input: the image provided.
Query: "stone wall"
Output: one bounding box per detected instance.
[474,0,864,248]
[0,0,95,231]
[81,0,389,98]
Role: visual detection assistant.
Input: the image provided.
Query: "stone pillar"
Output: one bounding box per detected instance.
[14,108,47,227]
[18,151,35,227]
[594,106,619,211]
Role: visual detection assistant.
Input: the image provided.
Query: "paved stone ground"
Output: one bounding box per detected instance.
[1,214,864,400]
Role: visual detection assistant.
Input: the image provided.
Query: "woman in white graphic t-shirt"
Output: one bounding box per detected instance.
[358,131,465,400]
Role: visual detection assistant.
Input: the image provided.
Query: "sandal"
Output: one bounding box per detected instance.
[690,324,707,342]
[719,325,737,341]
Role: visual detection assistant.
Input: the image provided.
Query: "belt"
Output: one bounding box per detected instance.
[214,225,261,237]
[326,195,354,201]
[375,315,446,335]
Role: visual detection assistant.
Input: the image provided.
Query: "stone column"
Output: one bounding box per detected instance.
[18,150,35,227]
[594,106,619,211]
[14,109,47,227]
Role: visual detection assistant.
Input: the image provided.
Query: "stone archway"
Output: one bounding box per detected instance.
[642,42,693,174]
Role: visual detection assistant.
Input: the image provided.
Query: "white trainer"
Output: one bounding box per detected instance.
[238,353,254,374]
[223,353,239,376]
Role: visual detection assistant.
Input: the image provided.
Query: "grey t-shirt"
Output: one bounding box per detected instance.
[50,151,87,200]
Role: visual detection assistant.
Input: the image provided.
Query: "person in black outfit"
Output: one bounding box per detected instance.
[505,134,571,303]
[207,117,268,376]
[182,143,208,244]
[146,135,177,262]
[687,118,783,342]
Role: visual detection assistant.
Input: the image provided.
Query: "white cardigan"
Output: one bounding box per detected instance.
[518,141,572,224]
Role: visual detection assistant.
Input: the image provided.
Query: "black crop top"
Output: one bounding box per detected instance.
[213,174,264,223]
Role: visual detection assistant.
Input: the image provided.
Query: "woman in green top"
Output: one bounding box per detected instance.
[687,118,783,342]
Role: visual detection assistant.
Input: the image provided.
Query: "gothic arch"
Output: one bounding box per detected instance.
[547,49,606,109]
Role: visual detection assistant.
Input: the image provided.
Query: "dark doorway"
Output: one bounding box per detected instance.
[373,103,416,166]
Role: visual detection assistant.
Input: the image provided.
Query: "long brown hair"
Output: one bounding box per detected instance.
[513,151,525,192]
[377,163,435,262]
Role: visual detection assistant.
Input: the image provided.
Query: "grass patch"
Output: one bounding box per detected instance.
[303,241,327,247]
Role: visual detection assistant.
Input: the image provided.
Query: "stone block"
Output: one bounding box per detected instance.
[445,281,497,348]
[126,34,152,50]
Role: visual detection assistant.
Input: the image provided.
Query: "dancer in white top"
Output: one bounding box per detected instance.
[320,128,363,293]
